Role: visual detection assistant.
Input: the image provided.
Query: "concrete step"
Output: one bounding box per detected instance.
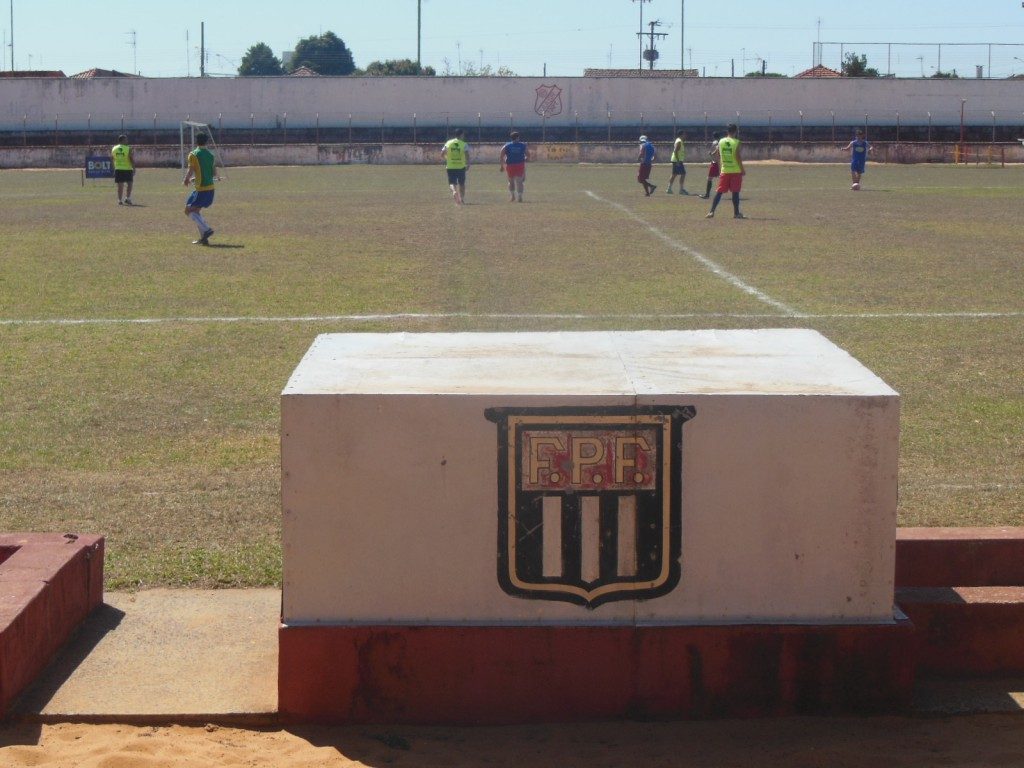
[896,527,1024,588]
[897,586,1024,676]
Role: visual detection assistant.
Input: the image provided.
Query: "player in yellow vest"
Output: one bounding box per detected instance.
[666,131,689,195]
[706,123,745,219]
[110,134,136,205]
[442,128,470,205]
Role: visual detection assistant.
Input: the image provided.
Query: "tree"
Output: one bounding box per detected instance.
[440,59,516,76]
[238,43,284,76]
[744,71,786,78]
[930,69,959,79]
[364,58,436,76]
[841,52,880,78]
[290,31,355,76]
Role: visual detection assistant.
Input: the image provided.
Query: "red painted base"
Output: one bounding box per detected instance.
[896,527,1024,587]
[0,533,104,717]
[279,617,915,724]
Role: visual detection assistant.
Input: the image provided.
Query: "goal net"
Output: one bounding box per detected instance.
[179,121,226,176]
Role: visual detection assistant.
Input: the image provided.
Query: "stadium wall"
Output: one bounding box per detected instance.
[3,141,1020,170]
[1,75,1023,133]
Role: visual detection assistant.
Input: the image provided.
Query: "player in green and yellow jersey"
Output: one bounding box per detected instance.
[182,133,218,245]
[706,123,745,219]
[111,134,136,205]
[666,131,689,195]
[442,128,470,205]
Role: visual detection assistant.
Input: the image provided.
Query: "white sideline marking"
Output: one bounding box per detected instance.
[584,190,804,318]
[2,311,1023,327]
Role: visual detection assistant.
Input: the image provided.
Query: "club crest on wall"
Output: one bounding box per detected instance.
[534,84,563,116]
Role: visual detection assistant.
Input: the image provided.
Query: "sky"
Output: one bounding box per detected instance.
[3,1,1024,79]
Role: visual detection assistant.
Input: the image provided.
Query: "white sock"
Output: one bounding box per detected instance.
[189,212,209,233]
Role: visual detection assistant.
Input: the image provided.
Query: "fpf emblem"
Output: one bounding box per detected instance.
[485,406,696,608]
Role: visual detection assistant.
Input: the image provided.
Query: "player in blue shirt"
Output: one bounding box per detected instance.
[841,128,872,190]
[500,131,529,202]
[637,135,657,196]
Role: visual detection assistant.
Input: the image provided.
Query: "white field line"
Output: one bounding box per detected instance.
[584,190,805,317]
[3,311,1024,327]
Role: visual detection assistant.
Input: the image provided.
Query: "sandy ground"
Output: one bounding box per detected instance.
[2,714,1024,768]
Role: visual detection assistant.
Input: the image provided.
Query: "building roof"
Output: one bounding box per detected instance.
[794,64,842,79]
[69,68,140,79]
[583,68,700,78]
[0,70,66,78]
[288,65,320,77]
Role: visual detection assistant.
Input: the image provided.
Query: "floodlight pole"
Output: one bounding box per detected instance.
[632,0,650,71]
[9,0,13,71]
[680,0,684,71]
[417,0,421,67]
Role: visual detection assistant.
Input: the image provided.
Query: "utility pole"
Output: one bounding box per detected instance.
[200,21,205,77]
[127,29,137,75]
[9,0,13,71]
[416,0,421,67]
[680,0,685,71]
[637,20,667,70]
[632,0,651,71]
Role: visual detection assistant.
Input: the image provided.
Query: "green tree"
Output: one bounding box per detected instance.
[744,71,786,78]
[930,69,959,79]
[440,59,516,76]
[841,52,880,78]
[364,58,436,76]
[238,43,284,76]
[291,31,355,76]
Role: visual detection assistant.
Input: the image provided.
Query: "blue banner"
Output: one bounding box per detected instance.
[85,155,114,179]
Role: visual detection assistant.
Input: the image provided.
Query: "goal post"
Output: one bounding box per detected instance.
[179,121,227,178]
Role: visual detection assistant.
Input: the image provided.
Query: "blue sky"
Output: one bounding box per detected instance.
[4,1,1024,78]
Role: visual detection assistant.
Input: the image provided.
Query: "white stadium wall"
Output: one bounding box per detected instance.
[1,75,1022,132]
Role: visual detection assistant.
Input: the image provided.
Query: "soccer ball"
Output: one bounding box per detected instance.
[851,182,860,190]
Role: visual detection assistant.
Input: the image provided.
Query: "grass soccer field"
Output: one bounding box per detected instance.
[1,161,1021,588]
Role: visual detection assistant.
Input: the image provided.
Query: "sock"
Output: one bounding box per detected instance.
[732,192,741,215]
[189,211,209,233]
[705,179,713,196]
[710,192,722,213]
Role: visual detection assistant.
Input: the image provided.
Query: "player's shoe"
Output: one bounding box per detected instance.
[666,188,674,194]
[697,194,708,199]
[649,184,657,194]
[680,189,690,196]
[124,198,133,206]
[705,211,715,218]
[734,213,746,219]
[117,200,123,205]
[192,229,214,245]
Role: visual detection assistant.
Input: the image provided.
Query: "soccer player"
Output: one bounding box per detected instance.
[841,128,872,190]
[706,124,745,219]
[698,132,721,199]
[111,134,135,205]
[442,128,470,205]
[500,131,529,202]
[182,132,217,245]
[637,135,657,196]
[666,131,689,195]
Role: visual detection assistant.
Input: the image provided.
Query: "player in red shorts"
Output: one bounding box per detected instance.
[636,135,657,196]
[499,131,529,202]
[706,124,745,219]
[698,131,721,199]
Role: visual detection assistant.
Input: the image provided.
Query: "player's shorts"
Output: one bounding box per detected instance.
[114,169,134,183]
[851,161,866,174]
[186,189,215,209]
[505,162,525,179]
[672,162,686,175]
[716,173,743,194]
[707,162,720,178]
[637,163,653,183]
[446,168,467,185]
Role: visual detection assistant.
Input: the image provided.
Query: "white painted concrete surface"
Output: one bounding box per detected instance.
[281,330,899,626]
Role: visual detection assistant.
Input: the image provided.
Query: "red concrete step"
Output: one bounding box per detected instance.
[896,527,1024,588]
[897,586,1024,676]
